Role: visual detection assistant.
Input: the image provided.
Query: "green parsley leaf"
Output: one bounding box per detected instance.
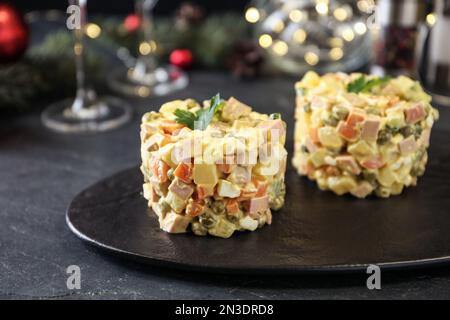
[174,109,197,129]
[174,93,225,131]
[347,75,391,93]
[362,76,392,92]
[347,75,367,93]
[196,93,224,130]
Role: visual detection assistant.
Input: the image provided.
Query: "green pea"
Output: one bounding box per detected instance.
[366,108,381,116]
[226,215,239,223]
[160,200,171,214]
[386,124,400,135]
[199,216,215,228]
[167,168,175,181]
[400,126,414,138]
[362,170,378,187]
[323,117,339,127]
[269,113,281,120]
[296,87,308,96]
[411,166,425,177]
[332,106,349,120]
[377,130,392,145]
[191,222,207,236]
[303,103,312,113]
[414,126,423,139]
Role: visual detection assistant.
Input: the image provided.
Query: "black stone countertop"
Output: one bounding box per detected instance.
[1,71,450,300]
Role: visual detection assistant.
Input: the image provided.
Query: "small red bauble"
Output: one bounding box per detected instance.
[169,49,193,69]
[124,14,141,33]
[0,3,29,63]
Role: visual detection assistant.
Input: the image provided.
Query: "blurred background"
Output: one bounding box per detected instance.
[13,0,247,14]
[0,0,448,124]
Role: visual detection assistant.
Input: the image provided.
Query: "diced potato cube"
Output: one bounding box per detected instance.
[318,126,344,149]
[377,167,396,187]
[160,212,192,233]
[160,100,187,114]
[143,183,159,202]
[165,191,187,213]
[158,144,176,168]
[386,107,406,129]
[227,166,251,185]
[208,218,236,238]
[348,140,375,157]
[239,216,259,231]
[217,180,241,198]
[350,181,374,199]
[193,163,218,185]
[298,71,321,88]
[327,176,357,195]
[310,149,328,167]
[222,97,252,121]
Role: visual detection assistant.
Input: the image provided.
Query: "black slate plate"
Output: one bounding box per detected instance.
[67,130,450,274]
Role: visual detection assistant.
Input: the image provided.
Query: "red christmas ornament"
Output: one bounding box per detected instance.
[0,3,28,63]
[124,14,141,33]
[169,49,193,69]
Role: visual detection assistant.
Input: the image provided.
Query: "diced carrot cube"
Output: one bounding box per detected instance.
[346,111,366,127]
[151,158,170,182]
[337,121,359,141]
[186,200,204,217]
[196,184,215,199]
[309,127,320,144]
[300,162,316,176]
[253,178,269,197]
[226,199,240,215]
[238,181,260,200]
[159,120,184,134]
[324,165,340,176]
[216,162,236,174]
[174,163,193,183]
[360,156,385,169]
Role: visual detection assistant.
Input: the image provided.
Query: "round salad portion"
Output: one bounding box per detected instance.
[293,72,439,198]
[140,95,287,238]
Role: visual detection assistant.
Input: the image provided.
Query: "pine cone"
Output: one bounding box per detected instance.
[175,2,205,31]
[226,41,264,79]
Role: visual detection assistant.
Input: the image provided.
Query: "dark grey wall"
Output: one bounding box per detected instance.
[13,0,249,15]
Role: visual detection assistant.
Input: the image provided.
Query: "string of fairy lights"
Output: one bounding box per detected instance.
[244,0,375,72]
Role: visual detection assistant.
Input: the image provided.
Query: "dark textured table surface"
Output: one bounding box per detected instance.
[1,71,450,300]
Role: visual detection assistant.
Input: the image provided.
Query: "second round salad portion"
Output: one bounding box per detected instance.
[293,72,439,198]
[140,95,287,238]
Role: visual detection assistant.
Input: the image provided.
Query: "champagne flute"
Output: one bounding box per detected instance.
[108,0,188,97]
[41,0,132,133]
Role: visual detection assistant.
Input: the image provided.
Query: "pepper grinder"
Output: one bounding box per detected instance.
[372,0,427,76]
[416,0,450,106]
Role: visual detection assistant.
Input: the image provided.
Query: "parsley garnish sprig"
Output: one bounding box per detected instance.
[347,75,391,93]
[174,93,225,130]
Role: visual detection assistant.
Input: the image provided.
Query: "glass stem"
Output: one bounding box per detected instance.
[133,0,158,81]
[71,0,96,114]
